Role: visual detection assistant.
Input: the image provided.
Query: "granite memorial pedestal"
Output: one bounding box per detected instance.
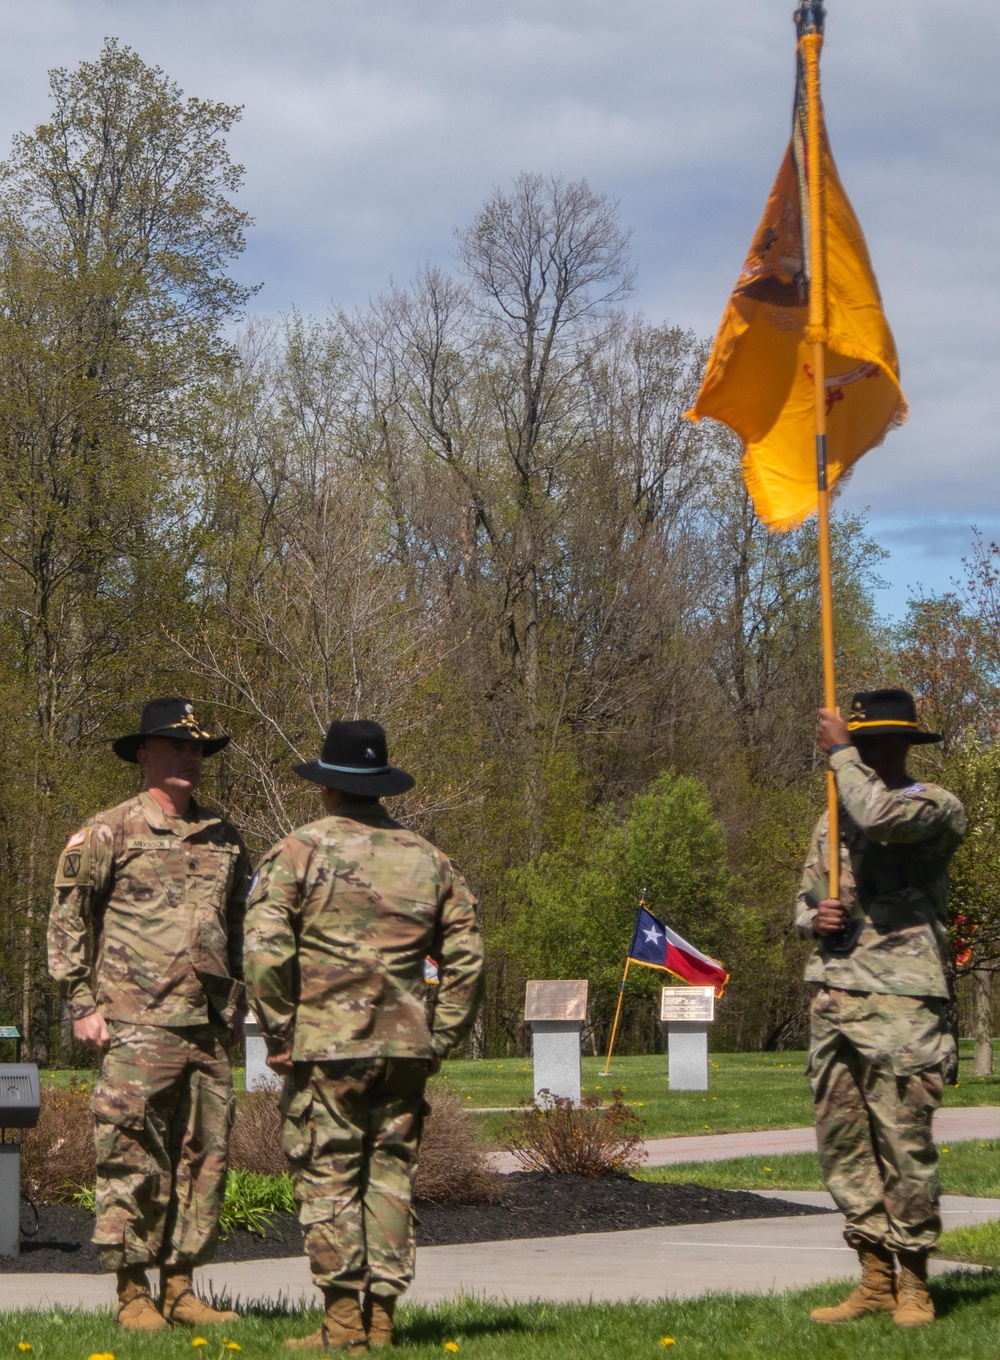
[244,1014,282,1092]
[661,986,715,1092]
[525,980,588,1107]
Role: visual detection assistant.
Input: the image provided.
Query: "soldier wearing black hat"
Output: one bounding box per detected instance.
[47,698,250,1332]
[244,719,485,1351]
[799,689,967,1329]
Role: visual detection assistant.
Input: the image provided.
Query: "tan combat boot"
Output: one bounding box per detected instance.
[894,1250,935,1327]
[363,1293,397,1347]
[116,1267,170,1332]
[160,1269,241,1326]
[810,1241,896,1323]
[285,1287,368,1350]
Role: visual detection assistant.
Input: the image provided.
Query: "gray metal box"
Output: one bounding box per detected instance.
[0,1064,40,1129]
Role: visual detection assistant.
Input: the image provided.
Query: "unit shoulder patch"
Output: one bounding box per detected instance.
[55,827,94,888]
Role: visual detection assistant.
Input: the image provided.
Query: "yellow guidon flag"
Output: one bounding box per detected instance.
[686,20,907,531]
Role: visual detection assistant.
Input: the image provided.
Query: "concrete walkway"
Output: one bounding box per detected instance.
[3,1196,996,1312]
[3,1109,999,1313]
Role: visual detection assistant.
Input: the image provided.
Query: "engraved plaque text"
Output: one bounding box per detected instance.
[525,979,588,1022]
[660,986,715,1023]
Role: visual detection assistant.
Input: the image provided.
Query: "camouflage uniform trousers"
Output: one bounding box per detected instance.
[809,986,952,1254]
[91,1020,234,1271]
[281,1058,432,1298]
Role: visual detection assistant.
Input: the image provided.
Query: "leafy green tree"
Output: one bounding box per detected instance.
[699,454,889,783]
[0,39,252,1055]
[938,736,1000,1075]
[895,594,1000,747]
[500,770,735,1052]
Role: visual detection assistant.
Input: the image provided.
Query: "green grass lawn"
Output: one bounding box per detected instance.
[436,1052,814,1143]
[639,1138,1000,1197]
[40,1040,1000,1146]
[4,1278,1000,1359]
[433,1041,1000,1143]
[939,1220,1000,1268]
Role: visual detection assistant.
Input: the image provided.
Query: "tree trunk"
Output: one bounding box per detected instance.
[973,967,994,1077]
[467,1012,486,1060]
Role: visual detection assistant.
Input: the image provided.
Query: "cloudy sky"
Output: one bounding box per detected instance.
[1,0,996,619]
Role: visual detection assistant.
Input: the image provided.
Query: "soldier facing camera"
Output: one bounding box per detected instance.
[47,697,250,1333]
[797,688,966,1329]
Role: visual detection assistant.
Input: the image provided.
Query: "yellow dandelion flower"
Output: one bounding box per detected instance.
[223,1343,242,1352]
[192,1340,208,1348]
[17,1345,32,1353]
[942,1147,950,1154]
[660,1338,676,1347]
[444,1343,460,1353]
[764,1167,772,1173]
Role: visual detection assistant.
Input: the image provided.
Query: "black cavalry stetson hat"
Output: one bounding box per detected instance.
[113,697,231,763]
[846,688,942,745]
[294,719,415,797]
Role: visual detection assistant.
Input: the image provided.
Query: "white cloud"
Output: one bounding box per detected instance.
[0,0,996,613]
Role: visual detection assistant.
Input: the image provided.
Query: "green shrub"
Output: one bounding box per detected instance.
[219,1168,295,1237]
[21,1079,96,1204]
[416,1083,496,1204]
[230,1088,285,1174]
[502,1089,646,1177]
[73,1167,295,1238]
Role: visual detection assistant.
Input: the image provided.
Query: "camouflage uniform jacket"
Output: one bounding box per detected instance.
[244,800,485,1061]
[47,791,250,1026]
[795,747,967,998]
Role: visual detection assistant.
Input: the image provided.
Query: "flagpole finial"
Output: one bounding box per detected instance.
[794,2,825,38]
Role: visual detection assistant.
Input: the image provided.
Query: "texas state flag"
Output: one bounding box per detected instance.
[628,906,729,997]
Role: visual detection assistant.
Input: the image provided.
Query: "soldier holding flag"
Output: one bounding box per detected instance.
[688,0,958,1326]
[800,691,966,1327]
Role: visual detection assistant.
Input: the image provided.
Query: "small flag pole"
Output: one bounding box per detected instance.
[601,957,631,1077]
[798,0,840,900]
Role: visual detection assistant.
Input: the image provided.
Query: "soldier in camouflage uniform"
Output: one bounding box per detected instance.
[798,688,966,1328]
[244,719,484,1352]
[47,697,251,1333]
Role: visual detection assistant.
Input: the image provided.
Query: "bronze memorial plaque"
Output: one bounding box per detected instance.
[660,986,715,1023]
[524,979,589,1022]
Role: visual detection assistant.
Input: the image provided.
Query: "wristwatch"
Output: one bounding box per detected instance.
[828,743,852,755]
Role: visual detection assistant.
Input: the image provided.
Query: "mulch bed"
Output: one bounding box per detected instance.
[4,1174,829,1274]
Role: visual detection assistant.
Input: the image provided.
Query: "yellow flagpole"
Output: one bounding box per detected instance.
[799,4,839,900]
[601,958,631,1077]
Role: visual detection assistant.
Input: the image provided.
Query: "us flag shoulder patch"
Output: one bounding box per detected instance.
[65,828,88,850]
